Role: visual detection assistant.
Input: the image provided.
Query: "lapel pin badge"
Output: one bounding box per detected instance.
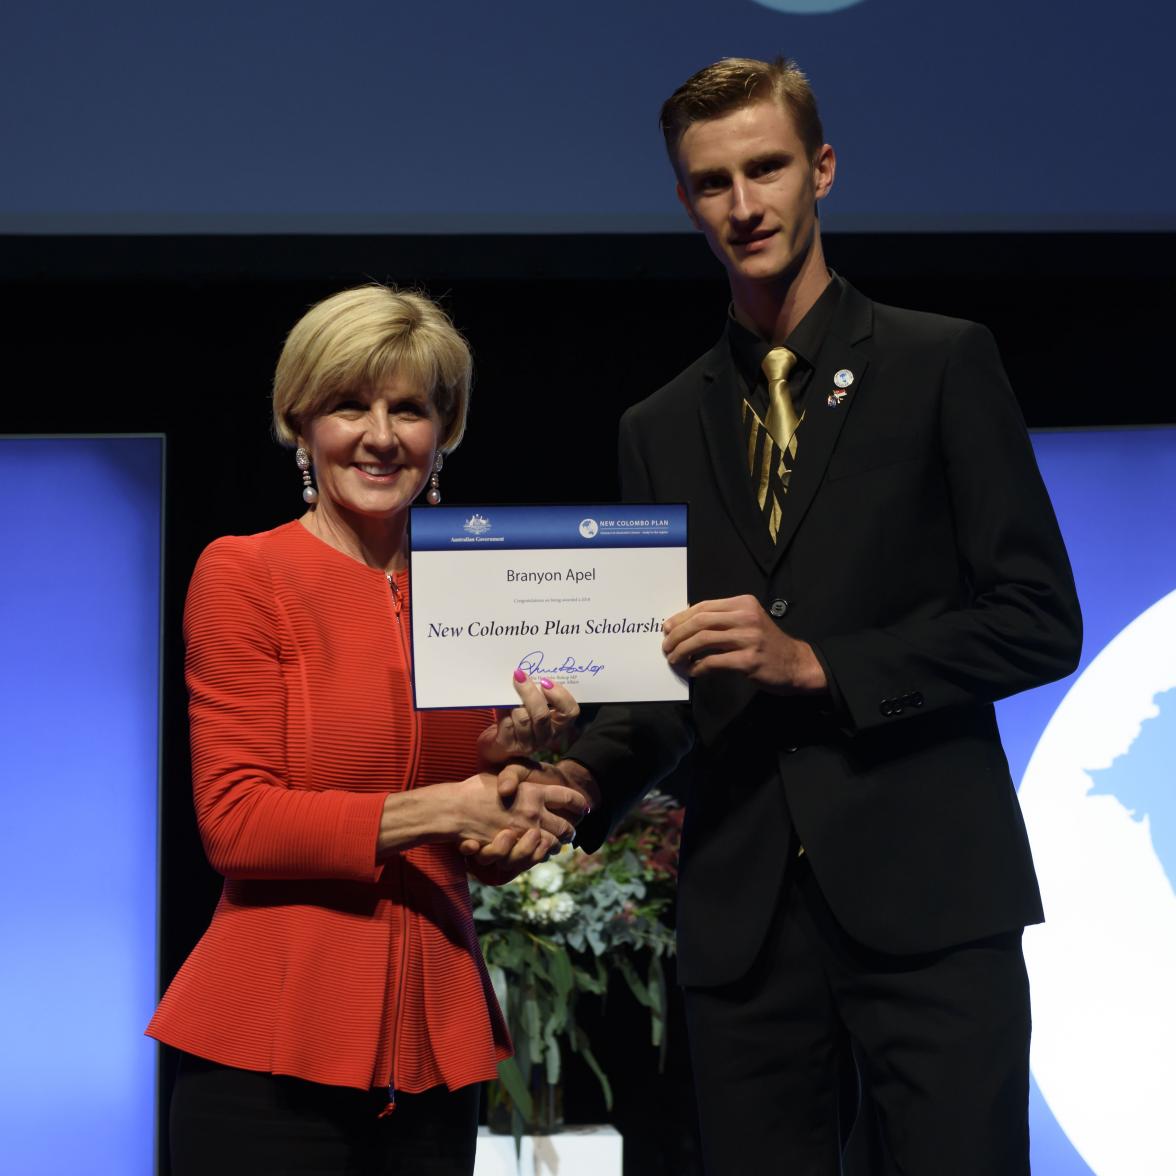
[827,369,853,408]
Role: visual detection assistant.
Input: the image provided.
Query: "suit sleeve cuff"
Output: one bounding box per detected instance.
[808,640,855,734]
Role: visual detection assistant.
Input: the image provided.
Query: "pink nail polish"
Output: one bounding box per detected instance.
[539,677,555,690]
[513,668,527,683]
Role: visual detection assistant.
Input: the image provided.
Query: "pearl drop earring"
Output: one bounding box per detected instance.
[295,447,318,504]
[426,453,443,505]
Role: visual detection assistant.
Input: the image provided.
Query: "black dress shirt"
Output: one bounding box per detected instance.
[725,272,845,421]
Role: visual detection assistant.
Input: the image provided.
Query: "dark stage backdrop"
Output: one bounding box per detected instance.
[2,230,1172,1174]
[4,0,1174,233]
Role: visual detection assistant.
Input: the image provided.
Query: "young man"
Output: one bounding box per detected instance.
[490,57,1081,1175]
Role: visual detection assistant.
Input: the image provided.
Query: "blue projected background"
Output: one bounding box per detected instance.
[0,437,162,1176]
[1,0,1172,233]
[998,428,1176,1176]
[0,431,1169,1173]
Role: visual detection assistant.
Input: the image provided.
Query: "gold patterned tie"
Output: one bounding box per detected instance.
[745,347,801,540]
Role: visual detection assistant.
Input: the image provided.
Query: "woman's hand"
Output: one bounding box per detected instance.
[461,826,554,886]
[377,768,588,859]
[451,768,586,846]
[477,671,580,766]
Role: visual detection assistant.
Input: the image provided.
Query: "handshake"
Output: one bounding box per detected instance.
[459,670,601,885]
[455,758,601,886]
[377,671,598,878]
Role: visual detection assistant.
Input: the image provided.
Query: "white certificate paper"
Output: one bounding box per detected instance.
[409,504,689,709]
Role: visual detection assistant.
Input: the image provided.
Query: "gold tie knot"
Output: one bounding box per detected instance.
[761,347,797,385]
[761,346,801,456]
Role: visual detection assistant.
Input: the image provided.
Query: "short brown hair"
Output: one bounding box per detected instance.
[272,284,472,453]
[660,57,825,171]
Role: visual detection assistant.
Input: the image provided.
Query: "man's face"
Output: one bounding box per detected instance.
[675,100,834,289]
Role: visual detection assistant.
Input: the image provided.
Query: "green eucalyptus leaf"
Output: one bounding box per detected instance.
[545,1037,561,1086]
[495,1056,534,1122]
[617,954,651,1007]
[549,946,574,1000]
[522,996,541,1038]
[576,969,606,996]
[648,953,666,1050]
[572,1025,614,1111]
[649,954,667,1067]
[488,964,509,1019]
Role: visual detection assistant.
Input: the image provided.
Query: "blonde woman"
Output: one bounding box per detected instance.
[149,285,584,1175]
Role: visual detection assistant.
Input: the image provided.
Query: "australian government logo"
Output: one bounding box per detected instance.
[450,512,502,545]
[1019,586,1176,1174]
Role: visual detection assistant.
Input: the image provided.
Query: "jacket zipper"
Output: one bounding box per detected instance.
[385,572,420,1113]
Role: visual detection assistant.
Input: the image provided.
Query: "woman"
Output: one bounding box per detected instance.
[148,284,585,1175]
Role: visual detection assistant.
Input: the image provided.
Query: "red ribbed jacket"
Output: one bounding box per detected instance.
[147,521,511,1092]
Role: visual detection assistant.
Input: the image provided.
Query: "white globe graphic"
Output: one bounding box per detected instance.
[579,518,599,539]
[1019,588,1176,1176]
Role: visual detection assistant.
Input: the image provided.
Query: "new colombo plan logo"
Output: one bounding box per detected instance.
[578,518,599,539]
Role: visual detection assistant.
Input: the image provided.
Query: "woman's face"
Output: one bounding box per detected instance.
[299,373,443,529]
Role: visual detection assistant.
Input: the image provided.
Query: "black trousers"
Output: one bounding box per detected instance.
[169,1054,480,1176]
[683,855,1031,1176]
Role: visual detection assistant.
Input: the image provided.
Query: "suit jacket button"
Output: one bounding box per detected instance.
[768,598,790,618]
[910,692,924,707]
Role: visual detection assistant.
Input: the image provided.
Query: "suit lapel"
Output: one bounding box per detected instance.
[697,344,780,576]
[770,285,874,564]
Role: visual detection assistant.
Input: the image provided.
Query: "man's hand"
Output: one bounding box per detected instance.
[496,759,601,817]
[477,672,580,766]
[661,595,828,693]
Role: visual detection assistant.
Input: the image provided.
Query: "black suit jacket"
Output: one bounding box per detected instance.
[572,278,1081,987]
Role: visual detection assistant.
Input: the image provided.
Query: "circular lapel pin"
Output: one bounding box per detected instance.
[833,368,854,388]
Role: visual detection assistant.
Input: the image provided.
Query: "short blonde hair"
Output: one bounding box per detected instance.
[660,57,825,173]
[272,284,472,452]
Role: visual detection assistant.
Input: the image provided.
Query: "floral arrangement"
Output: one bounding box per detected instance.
[470,790,683,1134]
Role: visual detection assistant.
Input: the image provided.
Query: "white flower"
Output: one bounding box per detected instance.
[521,892,576,926]
[548,892,575,921]
[528,859,565,895]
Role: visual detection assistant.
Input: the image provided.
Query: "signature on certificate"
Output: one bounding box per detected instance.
[517,652,605,678]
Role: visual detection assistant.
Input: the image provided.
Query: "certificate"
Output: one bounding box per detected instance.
[408,504,689,709]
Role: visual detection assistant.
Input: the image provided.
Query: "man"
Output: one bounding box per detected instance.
[486,56,1081,1174]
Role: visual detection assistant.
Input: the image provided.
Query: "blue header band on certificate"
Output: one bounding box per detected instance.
[411,504,687,551]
